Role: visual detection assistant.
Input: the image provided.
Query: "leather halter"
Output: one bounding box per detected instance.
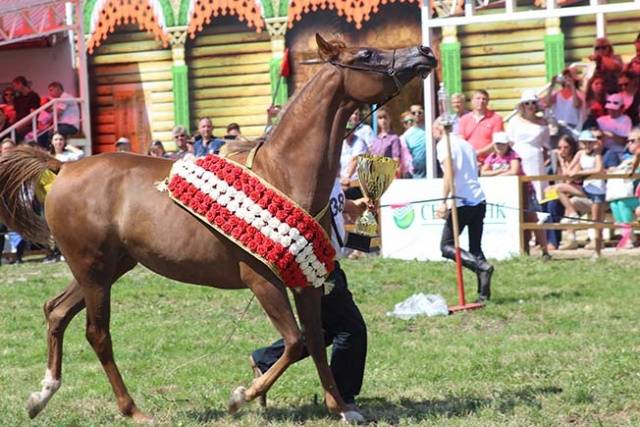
[328,49,404,140]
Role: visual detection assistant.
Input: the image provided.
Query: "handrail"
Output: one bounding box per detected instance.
[0,97,83,142]
[516,172,640,253]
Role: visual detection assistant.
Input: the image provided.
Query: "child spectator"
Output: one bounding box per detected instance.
[597,93,632,156]
[481,132,550,259]
[0,87,17,123]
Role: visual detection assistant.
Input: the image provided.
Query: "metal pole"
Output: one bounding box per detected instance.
[421,4,437,179]
[75,0,92,155]
[441,126,466,307]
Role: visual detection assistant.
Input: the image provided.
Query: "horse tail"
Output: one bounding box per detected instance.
[0,146,63,244]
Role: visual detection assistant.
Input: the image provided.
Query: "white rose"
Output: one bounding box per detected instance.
[227,200,239,213]
[218,181,229,192]
[294,236,308,247]
[235,192,246,203]
[280,236,292,247]
[278,223,291,235]
[268,218,280,229]
[260,210,271,220]
[251,217,264,229]
[218,195,230,206]
[289,228,300,239]
[209,189,220,200]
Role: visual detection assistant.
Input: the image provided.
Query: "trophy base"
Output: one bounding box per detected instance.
[345,232,379,253]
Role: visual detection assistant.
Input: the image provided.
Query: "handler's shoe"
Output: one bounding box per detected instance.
[249,355,267,408]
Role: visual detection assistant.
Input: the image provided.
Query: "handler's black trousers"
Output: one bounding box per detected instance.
[251,261,367,404]
[440,202,492,272]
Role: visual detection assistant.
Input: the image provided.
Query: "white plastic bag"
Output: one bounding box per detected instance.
[386,293,449,319]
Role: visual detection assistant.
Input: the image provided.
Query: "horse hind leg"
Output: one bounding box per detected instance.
[82,281,154,423]
[229,274,304,414]
[293,287,364,423]
[27,279,85,419]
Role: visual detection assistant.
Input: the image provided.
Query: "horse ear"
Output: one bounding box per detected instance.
[316,33,340,61]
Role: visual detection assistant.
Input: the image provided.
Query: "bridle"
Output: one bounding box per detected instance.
[329,49,404,140]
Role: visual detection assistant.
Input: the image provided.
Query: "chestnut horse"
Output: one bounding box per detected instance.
[0,35,436,423]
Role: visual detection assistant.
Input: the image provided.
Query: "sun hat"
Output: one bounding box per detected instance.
[519,89,538,104]
[492,131,511,145]
[604,93,623,110]
[578,129,598,142]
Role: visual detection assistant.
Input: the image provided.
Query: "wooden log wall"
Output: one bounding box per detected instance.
[459,20,547,118]
[186,23,272,138]
[89,26,174,153]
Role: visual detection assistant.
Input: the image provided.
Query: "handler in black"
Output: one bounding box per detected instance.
[250,178,368,410]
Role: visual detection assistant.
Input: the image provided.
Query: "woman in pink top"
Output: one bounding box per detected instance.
[481,132,550,260]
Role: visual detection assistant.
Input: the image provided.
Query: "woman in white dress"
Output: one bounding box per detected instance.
[507,90,550,201]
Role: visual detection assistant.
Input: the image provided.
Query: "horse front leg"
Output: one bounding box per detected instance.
[230,272,304,413]
[293,287,364,423]
[27,279,85,418]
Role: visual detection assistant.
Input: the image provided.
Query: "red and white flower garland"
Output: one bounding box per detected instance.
[167,155,335,289]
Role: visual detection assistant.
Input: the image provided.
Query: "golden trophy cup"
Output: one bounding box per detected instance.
[346,154,398,252]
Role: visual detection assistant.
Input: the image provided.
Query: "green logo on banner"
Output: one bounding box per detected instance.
[392,205,415,229]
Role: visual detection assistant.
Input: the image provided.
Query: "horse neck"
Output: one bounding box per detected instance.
[259,66,354,215]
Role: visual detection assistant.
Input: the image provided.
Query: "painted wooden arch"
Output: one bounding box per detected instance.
[84,0,175,53]
[183,0,265,38]
[287,0,423,29]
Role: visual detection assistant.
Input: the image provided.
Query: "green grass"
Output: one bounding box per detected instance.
[1,256,639,426]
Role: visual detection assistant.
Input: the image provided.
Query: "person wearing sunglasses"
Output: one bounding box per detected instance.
[617,72,639,126]
[171,125,194,161]
[507,90,550,203]
[597,93,632,156]
[588,38,623,94]
[400,110,426,178]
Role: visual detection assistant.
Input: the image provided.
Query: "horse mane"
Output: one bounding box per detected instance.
[0,146,62,244]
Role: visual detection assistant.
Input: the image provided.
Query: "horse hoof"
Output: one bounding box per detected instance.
[132,411,155,424]
[228,386,247,414]
[26,392,45,419]
[340,409,365,424]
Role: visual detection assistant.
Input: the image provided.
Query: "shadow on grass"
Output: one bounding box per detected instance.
[183,385,563,423]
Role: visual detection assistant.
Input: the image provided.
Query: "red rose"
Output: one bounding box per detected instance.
[214,216,225,227]
[275,210,288,221]
[247,240,259,252]
[267,204,278,215]
[282,204,293,214]
[296,221,307,233]
[256,183,266,193]
[292,211,304,222]
[303,230,315,241]
[248,191,260,201]
[284,216,297,227]
[222,223,233,234]
[242,184,252,194]
[257,197,270,209]
[233,180,243,191]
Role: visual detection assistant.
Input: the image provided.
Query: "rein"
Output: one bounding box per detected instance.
[329,49,404,140]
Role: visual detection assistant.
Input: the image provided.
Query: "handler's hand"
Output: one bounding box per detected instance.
[435,203,448,219]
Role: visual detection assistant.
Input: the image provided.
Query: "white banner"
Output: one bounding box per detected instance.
[380,176,522,261]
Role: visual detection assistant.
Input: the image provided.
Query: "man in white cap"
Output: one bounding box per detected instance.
[597,93,632,155]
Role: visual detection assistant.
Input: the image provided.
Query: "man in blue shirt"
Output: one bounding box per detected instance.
[193,117,225,157]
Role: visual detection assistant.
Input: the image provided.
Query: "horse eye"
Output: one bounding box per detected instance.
[360,50,373,60]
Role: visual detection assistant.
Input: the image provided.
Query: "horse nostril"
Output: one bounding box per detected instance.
[418,46,432,56]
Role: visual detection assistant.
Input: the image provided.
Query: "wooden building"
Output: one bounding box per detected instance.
[81,0,640,159]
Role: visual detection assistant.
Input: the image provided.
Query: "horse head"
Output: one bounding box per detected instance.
[316,33,438,104]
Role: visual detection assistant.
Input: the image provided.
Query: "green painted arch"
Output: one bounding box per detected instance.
[178,0,191,25]
[83,0,175,34]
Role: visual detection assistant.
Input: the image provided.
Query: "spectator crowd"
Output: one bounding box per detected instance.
[3,34,640,265]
